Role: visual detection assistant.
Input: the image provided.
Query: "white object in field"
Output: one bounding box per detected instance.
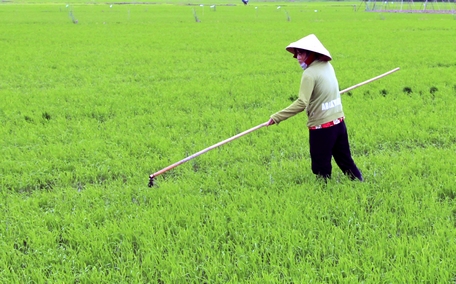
[110,4,113,8]
[277,6,281,9]
[200,4,204,6]
[314,10,318,12]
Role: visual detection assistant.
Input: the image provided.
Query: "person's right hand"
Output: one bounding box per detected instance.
[266,118,275,126]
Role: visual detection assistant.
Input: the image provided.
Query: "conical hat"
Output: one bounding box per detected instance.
[286,34,332,61]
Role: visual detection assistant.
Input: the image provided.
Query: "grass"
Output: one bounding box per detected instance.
[1,1,455,282]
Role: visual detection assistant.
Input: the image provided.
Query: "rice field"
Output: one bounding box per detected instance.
[1,1,455,282]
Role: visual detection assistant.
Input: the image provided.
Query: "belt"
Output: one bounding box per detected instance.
[309,117,344,130]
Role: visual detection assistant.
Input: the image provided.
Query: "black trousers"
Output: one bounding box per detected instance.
[308,120,363,181]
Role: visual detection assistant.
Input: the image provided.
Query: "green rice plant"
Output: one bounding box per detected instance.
[0,2,455,282]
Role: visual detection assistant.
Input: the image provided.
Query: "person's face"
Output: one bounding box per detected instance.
[296,49,308,64]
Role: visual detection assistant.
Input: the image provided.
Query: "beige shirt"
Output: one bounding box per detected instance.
[271,60,345,128]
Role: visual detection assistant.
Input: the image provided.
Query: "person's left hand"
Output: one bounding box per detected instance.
[266,118,275,126]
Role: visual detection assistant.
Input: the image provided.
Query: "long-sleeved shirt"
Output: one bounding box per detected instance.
[271,60,345,128]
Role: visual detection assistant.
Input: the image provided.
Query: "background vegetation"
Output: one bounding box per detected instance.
[1,1,455,282]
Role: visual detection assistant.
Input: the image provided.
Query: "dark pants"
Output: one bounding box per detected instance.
[309,121,363,181]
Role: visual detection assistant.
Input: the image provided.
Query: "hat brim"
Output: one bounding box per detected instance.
[286,47,332,61]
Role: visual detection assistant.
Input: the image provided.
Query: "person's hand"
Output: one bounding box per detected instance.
[266,118,275,126]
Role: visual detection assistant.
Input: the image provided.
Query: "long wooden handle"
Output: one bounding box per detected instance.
[340,67,400,94]
[149,67,400,184]
[150,122,268,179]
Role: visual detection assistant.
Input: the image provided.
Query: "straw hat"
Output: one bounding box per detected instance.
[286,34,332,61]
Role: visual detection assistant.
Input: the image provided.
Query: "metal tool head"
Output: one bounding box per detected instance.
[148,175,155,187]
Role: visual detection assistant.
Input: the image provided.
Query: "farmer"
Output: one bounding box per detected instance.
[267,34,363,182]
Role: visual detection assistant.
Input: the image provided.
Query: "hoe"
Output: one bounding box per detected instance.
[148,67,400,187]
